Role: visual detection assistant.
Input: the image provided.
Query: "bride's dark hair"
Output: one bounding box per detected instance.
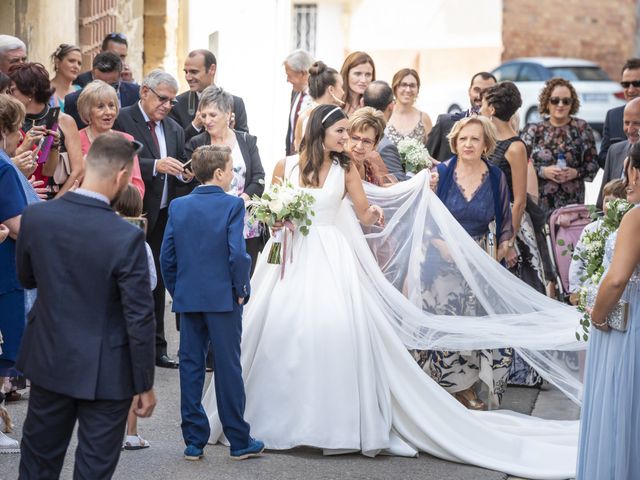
[299,104,350,187]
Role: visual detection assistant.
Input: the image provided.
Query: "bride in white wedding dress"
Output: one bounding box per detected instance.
[202,105,582,479]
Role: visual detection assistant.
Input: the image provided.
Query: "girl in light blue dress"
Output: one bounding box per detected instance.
[577,146,640,479]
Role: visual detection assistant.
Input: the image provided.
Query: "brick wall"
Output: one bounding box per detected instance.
[502,0,638,81]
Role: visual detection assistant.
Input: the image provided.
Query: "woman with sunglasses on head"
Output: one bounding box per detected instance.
[521,78,599,215]
[49,44,82,111]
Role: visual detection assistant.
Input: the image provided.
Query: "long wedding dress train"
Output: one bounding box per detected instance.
[203,160,580,479]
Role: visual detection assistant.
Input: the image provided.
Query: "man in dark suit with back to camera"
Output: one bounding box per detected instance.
[599,58,640,168]
[426,72,497,162]
[16,133,156,479]
[170,49,248,141]
[597,97,640,209]
[65,51,140,129]
[115,69,195,369]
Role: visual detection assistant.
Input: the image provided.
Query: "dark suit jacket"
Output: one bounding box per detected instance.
[285,90,297,156]
[168,90,249,141]
[377,135,408,181]
[185,130,265,198]
[160,185,251,313]
[596,139,630,209]
[426,112,465,162]
[73,71,93,88]
[15,193,155,400]
[114,104,192,234]
[598,105,625,169]
[65,81,141,130]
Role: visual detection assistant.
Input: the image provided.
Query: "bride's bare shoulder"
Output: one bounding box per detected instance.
[271,158,287,185]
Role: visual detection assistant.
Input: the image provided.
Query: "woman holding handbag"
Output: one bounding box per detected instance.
[577,143,640,479]
[411,116,514,411]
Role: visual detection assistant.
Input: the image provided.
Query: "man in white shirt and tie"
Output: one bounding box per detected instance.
[283,49,314,156]
[115,70,194,369]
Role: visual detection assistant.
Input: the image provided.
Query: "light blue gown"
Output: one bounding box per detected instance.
[577,223,640,479]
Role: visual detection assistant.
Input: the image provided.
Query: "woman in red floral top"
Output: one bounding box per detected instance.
[521,77,599,215]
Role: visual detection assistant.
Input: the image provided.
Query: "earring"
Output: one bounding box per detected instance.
[2,136,6,151]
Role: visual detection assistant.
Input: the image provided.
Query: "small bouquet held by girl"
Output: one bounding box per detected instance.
[397,138,433,176]
[249,179,315,273]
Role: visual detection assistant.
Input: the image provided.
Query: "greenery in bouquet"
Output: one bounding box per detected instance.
[560,198,634,340]
[397,138,433,175]
[249,179,315,264]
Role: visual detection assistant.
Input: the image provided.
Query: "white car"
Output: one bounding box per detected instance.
[490,57,625,132]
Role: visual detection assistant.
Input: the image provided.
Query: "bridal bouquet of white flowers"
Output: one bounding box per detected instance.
[564,198,634,340]
[249,179,315,266]
[397,138,433,175]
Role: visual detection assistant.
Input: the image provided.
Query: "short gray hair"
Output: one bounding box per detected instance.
[141,69,178,93]
[284,49,314,73]
[0,35,26,58]
[198,85,233,113]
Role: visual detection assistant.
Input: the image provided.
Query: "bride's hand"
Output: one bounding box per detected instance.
[271,220,284,234]
[368,205,384,227]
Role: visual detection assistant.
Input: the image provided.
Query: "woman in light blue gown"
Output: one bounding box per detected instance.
[577,144,640,479]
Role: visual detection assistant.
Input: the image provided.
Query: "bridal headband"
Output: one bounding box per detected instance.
[321,106,347,126]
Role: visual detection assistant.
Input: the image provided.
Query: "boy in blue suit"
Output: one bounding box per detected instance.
[160,145,263,461]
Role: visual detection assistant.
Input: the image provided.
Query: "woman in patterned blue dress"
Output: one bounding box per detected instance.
[412,116,514,410]
[577,145,640,479]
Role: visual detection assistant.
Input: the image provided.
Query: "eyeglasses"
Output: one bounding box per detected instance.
[621,80,640,89]
[398,82,418,90]
[350,134,375,148]
[105,32,127,41]
[148,87,178,107]
[549,96,572,106]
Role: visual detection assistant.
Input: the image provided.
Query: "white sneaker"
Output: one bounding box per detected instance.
[0,431,19,453]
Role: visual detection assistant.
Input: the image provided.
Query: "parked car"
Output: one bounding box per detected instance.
[491,57,625,132]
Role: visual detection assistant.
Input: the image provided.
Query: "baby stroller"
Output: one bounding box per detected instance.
[545,203,592,302]
[545,203,592,373]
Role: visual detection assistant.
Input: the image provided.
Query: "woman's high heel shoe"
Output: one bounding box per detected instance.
[454,388,487,411]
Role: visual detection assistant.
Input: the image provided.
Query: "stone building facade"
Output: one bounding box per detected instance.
[502,0,639,81]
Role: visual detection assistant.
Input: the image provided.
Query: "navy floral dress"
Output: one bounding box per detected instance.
[412,158,514,408]
[521,117,598,215]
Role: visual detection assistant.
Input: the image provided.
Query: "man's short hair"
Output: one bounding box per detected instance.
[92,51,122,73]
[141,69,178,93]
[101,32,128,51]
[284,49,314,73]
[469,71,497,87]
[192,145,231,184]
[85,132,137,178]
[622,58,640,75]
[188,49,217,70]
[363,80,394,112]
[0,35,26,58]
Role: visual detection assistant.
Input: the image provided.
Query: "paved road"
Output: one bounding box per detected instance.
[2,302,579,480]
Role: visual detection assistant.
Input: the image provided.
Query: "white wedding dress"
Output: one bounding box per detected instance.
[203,158,580,479]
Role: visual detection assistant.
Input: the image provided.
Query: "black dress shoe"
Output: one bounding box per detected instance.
[156,354,179,369]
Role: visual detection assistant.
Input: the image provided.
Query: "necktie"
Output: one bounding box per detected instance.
[147,120,160,154]
[293,92,305,129]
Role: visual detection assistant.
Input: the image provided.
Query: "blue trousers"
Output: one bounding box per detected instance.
[179,307,250,451]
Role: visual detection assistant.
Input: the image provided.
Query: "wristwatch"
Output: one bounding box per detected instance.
[507,239,515,248]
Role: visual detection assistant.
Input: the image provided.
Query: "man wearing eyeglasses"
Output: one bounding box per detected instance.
[65,52,140,129]
[599,58,640,168]
[169,49,248,141]
[115,70,195,370]
[0,35,27,74]
[75,33,135,87]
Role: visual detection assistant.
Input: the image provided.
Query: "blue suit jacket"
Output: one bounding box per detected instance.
[160,185,251,313]
[64,81,140,130]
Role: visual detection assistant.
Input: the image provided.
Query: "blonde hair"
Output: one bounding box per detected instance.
[348,106,386,144]
[0,94,25,135]
[447,116,497,157]
[77,80,119,125]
